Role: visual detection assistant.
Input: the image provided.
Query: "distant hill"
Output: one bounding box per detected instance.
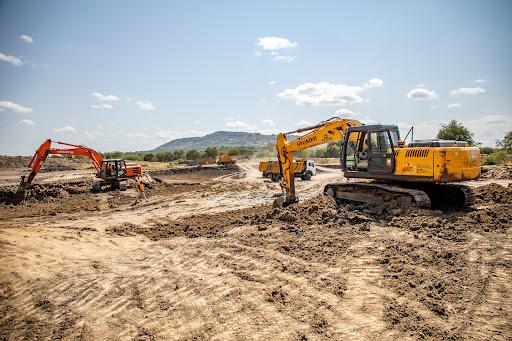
[152,131,277,151]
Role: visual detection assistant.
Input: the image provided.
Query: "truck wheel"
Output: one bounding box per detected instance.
[119,181,128,191]
[303,171,312,181]
[92,181,101,193]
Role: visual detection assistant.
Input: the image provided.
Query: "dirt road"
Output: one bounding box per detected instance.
[0,160,511,340]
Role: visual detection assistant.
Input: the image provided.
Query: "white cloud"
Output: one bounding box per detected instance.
[279,78,383,106]
[268,81,276,85]
[54,126,76,133]
[364,78,383,88]
[254,50,262,57]
[261,119,276,127]
[279,82,364,106]
[92,92,120,102]
[465,115,512,146]
[430,105,440,109]
[0,100,33,113]
[406,88,439,101]
[296,119,313,127]
[20,34,34,43]
[273,55,295,62]
[257,36,298,50]
[84,131,95,139]
[125,97,133,101]
[91,103,112,109]
[225,120,257,131]
[154,130,205,139]
[447,102,462,108]
[416,83,425,88]
[135,101,156,110]
[193,120,201,125]
[0,52,23,66]
[450,87,486,96]
[334,108,358,117]
[475,79,487,83]
[18,119,35,126]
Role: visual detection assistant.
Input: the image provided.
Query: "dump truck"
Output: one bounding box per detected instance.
[217,154,237,165]
[259,159,316,182]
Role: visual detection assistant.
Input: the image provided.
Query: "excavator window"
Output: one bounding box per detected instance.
[369,131,392,153]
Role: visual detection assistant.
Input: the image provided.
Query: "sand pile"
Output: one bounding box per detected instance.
[480,164,512,180]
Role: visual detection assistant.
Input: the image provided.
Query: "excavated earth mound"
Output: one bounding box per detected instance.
[104,185,511,339]
[480,164,512,180]
[0,156,89,172]
[149,164,239,176]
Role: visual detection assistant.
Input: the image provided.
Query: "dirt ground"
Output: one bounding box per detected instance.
[0,157,510,340]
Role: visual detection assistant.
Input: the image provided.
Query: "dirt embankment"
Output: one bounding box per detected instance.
[0,156,90,172]
[0,161,510,340]
[0,165,244,220]
[480,164,512,180]
[103,183,512,339]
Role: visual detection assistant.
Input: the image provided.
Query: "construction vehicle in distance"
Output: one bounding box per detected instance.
[20,139,143,193]
[259,159,316,182]
[274,117,480,209]
[217,154,237,165]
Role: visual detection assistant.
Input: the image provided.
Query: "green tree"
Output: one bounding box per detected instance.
[186,149,200,160]
[143,153,156,162]
[437,120,477,146]
[496,131,512,151]
[173,150,186,160]
[325,142,341,158]
[205,147,219,159]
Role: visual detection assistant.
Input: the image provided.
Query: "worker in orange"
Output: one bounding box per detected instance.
[136,176,147,202]
[108,163,114,176]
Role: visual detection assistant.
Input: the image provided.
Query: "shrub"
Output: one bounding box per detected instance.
[483,150,511,165]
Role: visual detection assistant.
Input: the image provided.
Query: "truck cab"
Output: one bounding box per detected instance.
[301,159,316,180]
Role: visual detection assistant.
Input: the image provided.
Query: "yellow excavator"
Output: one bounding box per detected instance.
[274,117,481,209]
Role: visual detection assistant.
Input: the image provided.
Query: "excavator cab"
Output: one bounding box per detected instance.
[93,159,129,192]
[100,160,127,180]
[342,125,400,176]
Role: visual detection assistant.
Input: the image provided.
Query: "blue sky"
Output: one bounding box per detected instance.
[1,0,511,154]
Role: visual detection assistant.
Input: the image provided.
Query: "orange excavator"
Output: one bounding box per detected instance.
[20,139,142,193]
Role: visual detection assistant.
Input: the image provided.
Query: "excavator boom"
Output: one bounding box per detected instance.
[22,139,104,187]
[275,117,361,206]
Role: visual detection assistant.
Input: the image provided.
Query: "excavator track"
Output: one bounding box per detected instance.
[324,182,431,208]
[402,183,475,210]
[324,182,475,210]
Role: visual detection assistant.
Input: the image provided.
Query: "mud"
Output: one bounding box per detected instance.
[0,162,510,340]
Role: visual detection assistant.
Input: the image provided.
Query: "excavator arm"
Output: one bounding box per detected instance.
[275,117,361,206]
[21,139,104,187]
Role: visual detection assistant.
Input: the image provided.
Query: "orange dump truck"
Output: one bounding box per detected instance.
[217,154,237,165]
[258,159,316,181]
